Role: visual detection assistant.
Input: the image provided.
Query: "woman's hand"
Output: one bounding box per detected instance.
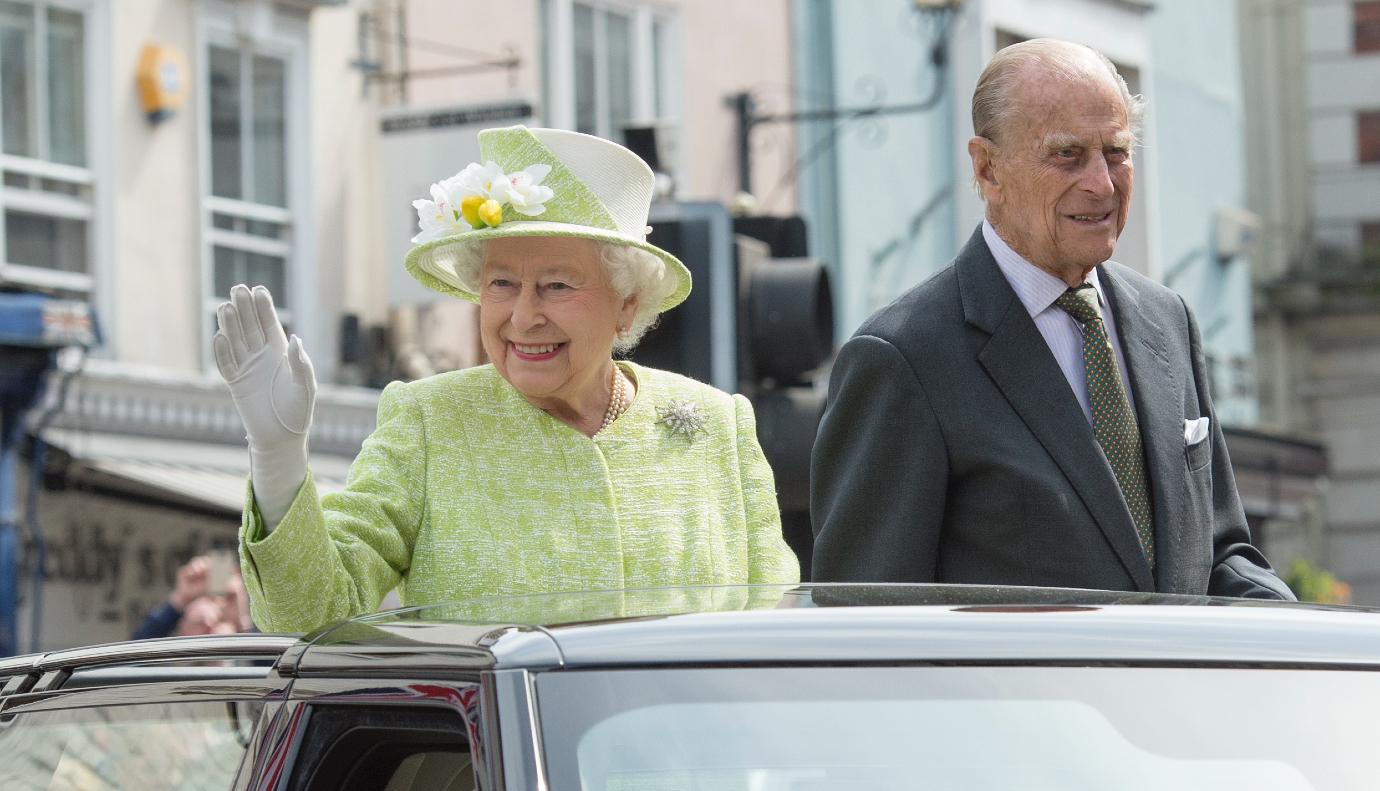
[213,284,315,527]
[214,284,316,449]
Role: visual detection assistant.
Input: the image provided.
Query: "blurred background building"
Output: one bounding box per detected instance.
[0,0,1372,651]
[1243,0,1380,602]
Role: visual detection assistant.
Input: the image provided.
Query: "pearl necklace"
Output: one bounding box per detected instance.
[598,365,628,434]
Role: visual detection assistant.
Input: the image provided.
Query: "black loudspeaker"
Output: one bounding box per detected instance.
[748,258,833,385]
[733,215,810,258]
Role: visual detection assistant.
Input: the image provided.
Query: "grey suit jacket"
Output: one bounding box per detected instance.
[811,226,1294,599]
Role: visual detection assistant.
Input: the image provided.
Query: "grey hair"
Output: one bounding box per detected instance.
[452,238,677,352]
[972,38,1146,146]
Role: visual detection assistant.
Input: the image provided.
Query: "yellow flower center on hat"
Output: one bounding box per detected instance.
[478,199,503,228]
[460,195,486,229]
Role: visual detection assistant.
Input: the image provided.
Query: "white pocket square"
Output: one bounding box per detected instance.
[1184,416,1210,445]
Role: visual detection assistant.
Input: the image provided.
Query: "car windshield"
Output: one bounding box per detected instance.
[537,665,1378,790]
[0,700,258,790]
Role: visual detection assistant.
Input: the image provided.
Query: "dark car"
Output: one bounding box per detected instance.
[1,584,1377,790]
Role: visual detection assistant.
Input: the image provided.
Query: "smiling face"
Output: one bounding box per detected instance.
[970,64,1135,283]
[479,236,636,414]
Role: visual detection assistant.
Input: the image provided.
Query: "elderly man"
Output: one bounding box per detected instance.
[811,39,1292,599]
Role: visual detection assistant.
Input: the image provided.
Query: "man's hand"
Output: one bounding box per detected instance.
[213,284,315,527]
[169,556,209,612]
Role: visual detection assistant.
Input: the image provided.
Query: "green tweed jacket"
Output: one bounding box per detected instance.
[239,361,800,633]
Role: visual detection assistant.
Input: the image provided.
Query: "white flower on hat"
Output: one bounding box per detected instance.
[410,176,466,243]
[455,161,506,199]
[412,160,556,237]
[490,164,554,217]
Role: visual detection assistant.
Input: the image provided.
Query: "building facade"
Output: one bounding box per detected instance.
[1243,0,1380,603]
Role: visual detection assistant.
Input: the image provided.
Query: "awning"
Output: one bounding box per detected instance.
[38,428,351,515]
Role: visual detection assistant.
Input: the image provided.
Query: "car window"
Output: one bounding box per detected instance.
[382,752,474,791]
[0,699,261,790]
[288,704,474,791]
[537,666,1380,790]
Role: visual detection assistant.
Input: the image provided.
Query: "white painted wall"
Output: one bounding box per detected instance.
[1313,169,1380,224]
[107,1,203,371]
[307,5,379,366]
[1307,57,1380,109]
[395,0,544,109]
[398,0,795,212]
[1309,113,1356,166]
[678,0,796,214]
[1302,0,1352,54]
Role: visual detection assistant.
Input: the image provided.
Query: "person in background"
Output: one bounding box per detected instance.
[131,554,253,640]
[214,125,799,634]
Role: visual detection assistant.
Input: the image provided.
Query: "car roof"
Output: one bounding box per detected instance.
[0,633,297,708]
[285,584,1380,675]
[5,585,1378,698]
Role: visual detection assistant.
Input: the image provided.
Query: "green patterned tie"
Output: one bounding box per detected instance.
[1054,284,1155,568]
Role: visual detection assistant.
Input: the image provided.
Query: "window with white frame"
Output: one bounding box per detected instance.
[200,0,307,347]
[541,0,678,144]
[0,0,93,292]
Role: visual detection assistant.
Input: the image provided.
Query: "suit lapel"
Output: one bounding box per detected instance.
[1098,264,1186,593]
[956,229,1155,591]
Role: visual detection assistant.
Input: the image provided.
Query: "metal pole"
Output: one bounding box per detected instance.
[0,404,20,657]
[728,92,755,195]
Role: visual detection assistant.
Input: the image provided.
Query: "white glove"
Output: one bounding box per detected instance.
[213,284,316,530]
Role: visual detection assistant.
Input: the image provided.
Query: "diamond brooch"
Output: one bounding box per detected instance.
[656,399,705,440]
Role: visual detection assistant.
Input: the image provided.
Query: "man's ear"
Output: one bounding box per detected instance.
[968,136,1001,203]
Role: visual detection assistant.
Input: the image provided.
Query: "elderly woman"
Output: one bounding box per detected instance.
[214,126,798,633]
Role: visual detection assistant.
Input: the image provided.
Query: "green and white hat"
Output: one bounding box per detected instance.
[404,125,692,311]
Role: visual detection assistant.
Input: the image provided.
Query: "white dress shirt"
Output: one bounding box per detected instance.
[982,220,1136,426]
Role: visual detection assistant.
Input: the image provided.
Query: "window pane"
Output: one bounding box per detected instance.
[245,219,284,239]
[213,246,240,296]
[209,45,242,199]
[47,6,84,166]
[245,251,285,301]
[214,245,285,304]
[0,700,256,789]
[573,3,595,135]
[0,0,33,157]
[39,177,82,196]
[251,54,286,207]
[6,209,87,272]
[607,11,632,138]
